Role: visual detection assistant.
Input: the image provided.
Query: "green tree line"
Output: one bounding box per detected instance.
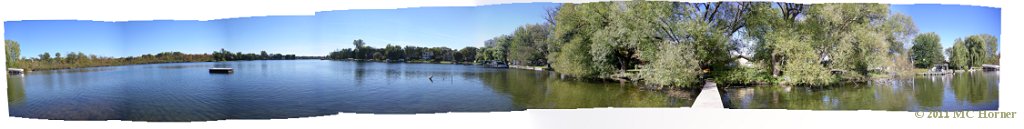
[945,34,999,70]
[212,48,298,61]
[5,40,300,71]
[911,33,999,69]
[479,1,997,88]
[327,39,479,63]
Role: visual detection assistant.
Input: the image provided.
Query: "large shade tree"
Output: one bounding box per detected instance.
[911,32,943,68]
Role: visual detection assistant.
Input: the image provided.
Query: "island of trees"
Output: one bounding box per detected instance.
[5,40,301,71]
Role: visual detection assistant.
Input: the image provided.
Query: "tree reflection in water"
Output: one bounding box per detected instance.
[724,72,997,111]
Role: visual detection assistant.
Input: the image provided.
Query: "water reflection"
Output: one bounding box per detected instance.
[478,69,694,108]
[951,72,998,104]
[7,75,26,105]
[7,60,693,121]
[723,72,999,111]
[159,64,210,69]
[913,76,944,110]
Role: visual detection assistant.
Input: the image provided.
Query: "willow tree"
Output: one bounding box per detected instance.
[485,35,512,62]
[589,1,687,77]
[642,42,700,87]
[545,2,920,86]
[684,2,754,71]
[744,3,798,77]
[548,3,609,77]
[948,38,969,70]
[882,13,919,76]
[508,24,550,66]
[975,34,999,64]
[755,15,832,85]
[945,34,998,70]
[5,40,21,68]
[964,34,998,67]
[742,3,831,85]
[636,1,703,87]
[741,3,899,84]
[883,13,919,55]
[804,3,893,80]
[549,1,703,87]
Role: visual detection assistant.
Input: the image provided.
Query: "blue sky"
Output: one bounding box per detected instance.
[4,3,559,57]
[4,3,999,58]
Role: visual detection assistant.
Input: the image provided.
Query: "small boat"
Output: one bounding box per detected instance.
[384,59,406,63]
[982,64,999,71]
[209,68,234,73]
[8,68,25,75]
[495,63,508,68]
[482,60,508,68]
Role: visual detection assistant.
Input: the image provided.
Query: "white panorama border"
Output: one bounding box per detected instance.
[0,0,1019,129]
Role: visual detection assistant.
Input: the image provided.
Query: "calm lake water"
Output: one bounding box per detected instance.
[722,72,999,111]
[7,60,694,121]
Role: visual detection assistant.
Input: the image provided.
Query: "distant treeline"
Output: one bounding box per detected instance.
[212,48,298,61]
[4,40,300,71]
[327,39,479,63]
[325,24,550,66]
[910,32,999,70]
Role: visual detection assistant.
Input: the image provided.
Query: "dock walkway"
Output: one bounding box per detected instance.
[692,80,724,108]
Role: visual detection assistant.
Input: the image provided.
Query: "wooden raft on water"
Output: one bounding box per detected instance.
[209,68,234,73]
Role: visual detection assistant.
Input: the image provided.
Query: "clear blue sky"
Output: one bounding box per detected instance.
[4,3,560,57]
[4,3,999,58]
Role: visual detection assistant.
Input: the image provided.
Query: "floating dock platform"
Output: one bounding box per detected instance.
[209,68,234,73]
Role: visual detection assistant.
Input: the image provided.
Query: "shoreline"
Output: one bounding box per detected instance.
[509,65,546,71]
[13,60,212,72]
[12,59,320,72]
[504,64,706,94]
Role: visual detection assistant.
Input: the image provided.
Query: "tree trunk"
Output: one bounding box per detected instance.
[771,56,782,77]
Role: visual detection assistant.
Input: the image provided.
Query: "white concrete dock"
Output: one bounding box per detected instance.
[692,80,724,108]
